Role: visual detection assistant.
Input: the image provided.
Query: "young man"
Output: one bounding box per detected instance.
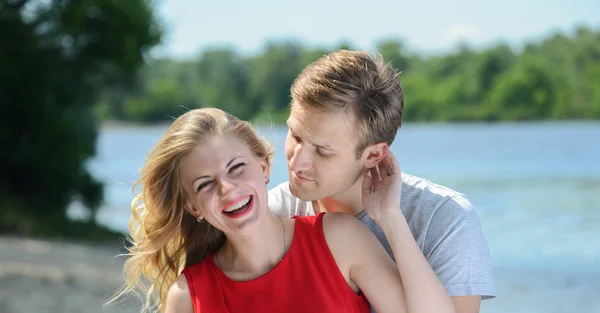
[269,50,496,313]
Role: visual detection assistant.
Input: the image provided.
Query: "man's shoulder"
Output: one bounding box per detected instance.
[401,172,467,200]
[400,172,472,217]
[268,181,296,204]
[268,181,313,218]
[268,181,291,197]
[400,173,495,299]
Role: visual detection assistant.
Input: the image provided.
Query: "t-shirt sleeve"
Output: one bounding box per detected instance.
[423,195,496,299]
[268,182,314,218]
[268,182,293,218]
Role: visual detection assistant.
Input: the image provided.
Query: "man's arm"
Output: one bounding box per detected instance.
[365,207,484,313]
[362,150,455,313]
[375,210,456,313]
[362,149,494,313]
[453,296,482,313]
[422,195,496,313]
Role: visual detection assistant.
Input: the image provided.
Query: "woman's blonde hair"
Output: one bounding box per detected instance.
[110,108,274,312]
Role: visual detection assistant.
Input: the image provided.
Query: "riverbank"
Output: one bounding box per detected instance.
[0,236,139,313]
[2,235,599,313]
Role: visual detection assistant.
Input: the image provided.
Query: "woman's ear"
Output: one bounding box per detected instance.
[259,157,271,184]
[184,200,203,221]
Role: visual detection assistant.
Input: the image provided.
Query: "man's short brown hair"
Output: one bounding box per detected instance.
[290,49,404,158]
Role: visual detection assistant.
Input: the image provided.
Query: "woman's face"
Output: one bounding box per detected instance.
[180,135,270,235]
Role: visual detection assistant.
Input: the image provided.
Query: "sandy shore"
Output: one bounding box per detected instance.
[2,235,599,313]
[0,236,139,313]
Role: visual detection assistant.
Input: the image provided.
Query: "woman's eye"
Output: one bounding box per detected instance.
[230,163,245,173]
[197,181,212,192]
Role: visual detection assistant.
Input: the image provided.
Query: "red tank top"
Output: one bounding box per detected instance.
[182,212,370,313]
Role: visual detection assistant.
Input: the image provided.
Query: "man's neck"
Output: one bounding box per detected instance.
[311,177,365,216]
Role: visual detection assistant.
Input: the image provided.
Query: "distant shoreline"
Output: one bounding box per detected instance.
[100,118,599,129]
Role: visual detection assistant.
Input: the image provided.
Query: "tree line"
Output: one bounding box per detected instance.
[97,26,600,124]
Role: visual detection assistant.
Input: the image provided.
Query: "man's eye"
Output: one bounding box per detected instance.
[316,149,330,158]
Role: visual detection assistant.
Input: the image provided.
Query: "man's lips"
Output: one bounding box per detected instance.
[292,171,314,182]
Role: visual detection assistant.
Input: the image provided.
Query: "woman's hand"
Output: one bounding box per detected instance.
[362,148,403,222]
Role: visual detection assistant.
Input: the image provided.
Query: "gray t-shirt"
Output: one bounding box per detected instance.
[268,172,496,304]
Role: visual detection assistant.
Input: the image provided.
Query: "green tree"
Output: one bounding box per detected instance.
[246,42,305,116]
[377,39,410,72]
[0,0,161,236]
[196,49,251,119]
[486,56,559,120]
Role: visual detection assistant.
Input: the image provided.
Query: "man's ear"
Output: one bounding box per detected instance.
[362,142,388,168]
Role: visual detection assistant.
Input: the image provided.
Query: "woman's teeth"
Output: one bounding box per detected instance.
[223,196,251,213]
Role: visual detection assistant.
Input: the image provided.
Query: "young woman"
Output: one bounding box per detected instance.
[113,108,454,313]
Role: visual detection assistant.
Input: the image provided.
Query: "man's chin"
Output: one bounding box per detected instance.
[288,182,320,202]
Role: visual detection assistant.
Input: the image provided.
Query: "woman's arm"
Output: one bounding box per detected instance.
[324,210,455,313]
[360,149,455,313]
[165,275,194,313]
[374,210,455,313]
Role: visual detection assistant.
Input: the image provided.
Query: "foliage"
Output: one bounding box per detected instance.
[0,0,161,238]
[99,26,600,124]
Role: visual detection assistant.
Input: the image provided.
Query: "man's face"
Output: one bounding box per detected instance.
[285,104,365,201]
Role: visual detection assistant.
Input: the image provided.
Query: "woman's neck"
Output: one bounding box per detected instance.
[216,214,290,281]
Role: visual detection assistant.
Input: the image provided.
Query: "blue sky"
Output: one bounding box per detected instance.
[153,0,600,59]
